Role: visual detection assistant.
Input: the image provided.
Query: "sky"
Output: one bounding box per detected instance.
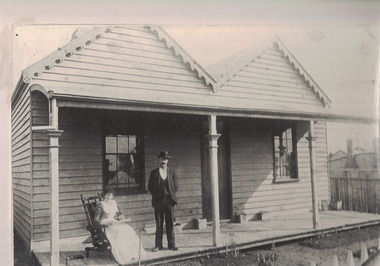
[1,1,380,264]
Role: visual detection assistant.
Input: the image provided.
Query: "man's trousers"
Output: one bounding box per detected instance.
[154,196,175,249]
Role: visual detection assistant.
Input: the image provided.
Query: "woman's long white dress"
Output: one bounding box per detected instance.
[101,200,147,265]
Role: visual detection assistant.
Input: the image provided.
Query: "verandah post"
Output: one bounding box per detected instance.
[47,129,63,266]
[306,120,319,229]
[208,115,221,246]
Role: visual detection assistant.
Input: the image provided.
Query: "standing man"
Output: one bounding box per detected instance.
[148,151,179,251]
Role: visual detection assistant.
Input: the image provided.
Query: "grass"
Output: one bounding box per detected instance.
[300,225,380,249]
[161,225,380,266]
[160,249,278,266]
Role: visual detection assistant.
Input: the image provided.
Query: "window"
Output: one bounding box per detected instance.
[273,126,298,181]
[104,134,144,193]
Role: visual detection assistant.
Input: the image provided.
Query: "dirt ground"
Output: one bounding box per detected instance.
[160,225,380,266]
[14,232,33,266]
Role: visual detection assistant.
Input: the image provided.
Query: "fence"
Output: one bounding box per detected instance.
[329,169,380,214]
[311,239,380,266]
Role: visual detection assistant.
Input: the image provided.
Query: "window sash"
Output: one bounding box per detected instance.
[105,134,143,191]
[274,127,297,180]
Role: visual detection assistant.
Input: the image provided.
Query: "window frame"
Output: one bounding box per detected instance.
[272,124,299,183]
[103,132,146,195]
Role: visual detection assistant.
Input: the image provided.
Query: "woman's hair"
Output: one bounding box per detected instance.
[104,186,115,195]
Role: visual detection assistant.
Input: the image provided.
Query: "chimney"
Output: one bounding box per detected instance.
[346,139,355,168]
[374,138,380,169]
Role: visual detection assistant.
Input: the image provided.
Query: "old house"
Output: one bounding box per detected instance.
[12,26,364,261]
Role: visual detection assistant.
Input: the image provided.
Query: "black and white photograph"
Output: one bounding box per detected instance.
[2,1,380,266]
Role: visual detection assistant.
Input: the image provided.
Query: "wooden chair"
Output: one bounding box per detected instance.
[80,194,112,259]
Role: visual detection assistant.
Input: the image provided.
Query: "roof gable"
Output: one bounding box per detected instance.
[12,27,347,121]
[12,26,216,105]
[329,150,347,161]
[207,36,331,109]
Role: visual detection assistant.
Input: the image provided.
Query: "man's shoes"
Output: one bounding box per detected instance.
[169,246,179,251]
[152,247,163,252]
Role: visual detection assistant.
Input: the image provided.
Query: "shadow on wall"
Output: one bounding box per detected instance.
[230,118,311,221]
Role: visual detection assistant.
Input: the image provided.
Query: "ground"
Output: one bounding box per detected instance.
[160,225,380,266]
[14,225,380,266]
[14,233,33,266]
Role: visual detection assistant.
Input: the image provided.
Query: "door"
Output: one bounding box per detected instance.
[201,121,232,221]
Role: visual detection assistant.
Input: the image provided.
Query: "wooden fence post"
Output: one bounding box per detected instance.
[332,255,339,266]
[347,250,355,266]
[361,242,369,263]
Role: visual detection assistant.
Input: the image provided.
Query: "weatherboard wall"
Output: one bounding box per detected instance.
[30,110,204,241]
[230,120,329,218]
[29,26,213,103]
[214,44,327,112]
[28,106,330,242]
[12,86,32,249]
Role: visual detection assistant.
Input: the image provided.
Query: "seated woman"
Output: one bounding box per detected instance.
[94,187,147,264]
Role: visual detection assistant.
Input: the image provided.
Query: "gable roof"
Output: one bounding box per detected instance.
[12,26,217,107]
[12,27,375,123]
[354,153,377,169]
[207,36,331,108]
[329,150,347,161]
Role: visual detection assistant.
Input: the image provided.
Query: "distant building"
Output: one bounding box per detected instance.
[329,139,379,171]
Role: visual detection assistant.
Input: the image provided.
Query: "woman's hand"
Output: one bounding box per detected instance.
[100,218,115,226]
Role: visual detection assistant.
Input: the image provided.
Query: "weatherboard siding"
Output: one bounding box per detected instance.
[231,120,329,218]
[27,107,329,242]
[30,111,203,241]
[31,26,211,99]
[12,87,32,248]
[221,47,325,110]
[30,91,52,241]
[32,110,105,240]
[31,91,49,126]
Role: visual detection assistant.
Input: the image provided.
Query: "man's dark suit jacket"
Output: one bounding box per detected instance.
[148,167,179,207]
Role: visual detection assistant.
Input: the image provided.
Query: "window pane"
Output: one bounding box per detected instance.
[116,154,129,188]
[105,136,117,153]
[129,136,137,153]
[128,154,139,184]
[118,135,129,154]
[273,126,297,179]
[106,155,117,171]
[274,137,280,152]
[104,134,143,191]
[286,128,292,139]
[105,155,117,187]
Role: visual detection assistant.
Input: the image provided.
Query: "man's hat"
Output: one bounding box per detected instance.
[157,150,171,159]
